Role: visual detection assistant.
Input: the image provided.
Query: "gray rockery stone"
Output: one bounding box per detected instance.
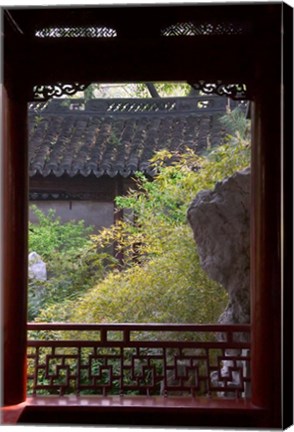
[187,167,251,325]
[29,251,47,281]
[187,167,251,397]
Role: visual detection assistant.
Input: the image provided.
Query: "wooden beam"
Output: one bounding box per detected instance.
[20,37,256,89]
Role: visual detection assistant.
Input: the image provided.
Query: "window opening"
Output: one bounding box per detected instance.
[27,82,251,399]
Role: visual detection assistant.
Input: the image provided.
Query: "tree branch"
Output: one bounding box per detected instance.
[146,83,160,98]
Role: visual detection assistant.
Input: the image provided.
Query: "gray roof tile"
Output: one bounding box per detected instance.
[28,96,237,178]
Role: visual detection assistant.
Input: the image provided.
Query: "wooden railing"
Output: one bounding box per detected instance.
[27,323,251,399]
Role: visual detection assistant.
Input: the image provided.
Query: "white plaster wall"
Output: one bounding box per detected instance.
[29,201,114,231]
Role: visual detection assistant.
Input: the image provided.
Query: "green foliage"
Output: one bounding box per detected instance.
[29,206,93,258]
[61,128,250,325]
[135,82,192,98]
[68,229,226,324]
[81,82,192,100]
[28,207,116,321]
[35,108,250,325]
[219,106,250,140]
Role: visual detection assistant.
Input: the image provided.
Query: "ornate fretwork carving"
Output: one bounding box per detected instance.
[32,82,248,102]
[35,26,117,38]
[189,81,249,100]
[161,21,250,37]
[33,83,91,101]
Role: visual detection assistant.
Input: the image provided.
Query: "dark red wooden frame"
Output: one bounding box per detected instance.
[1,3,292,428]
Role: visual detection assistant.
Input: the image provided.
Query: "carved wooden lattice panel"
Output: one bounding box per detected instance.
[35,26,117,38]
[27,324,251,398]
[161,21,250,37]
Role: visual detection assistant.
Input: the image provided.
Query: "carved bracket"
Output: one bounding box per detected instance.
[33,83,91,101]
[189,81,249,100]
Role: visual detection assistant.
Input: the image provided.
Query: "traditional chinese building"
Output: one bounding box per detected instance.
[28,95,238,229]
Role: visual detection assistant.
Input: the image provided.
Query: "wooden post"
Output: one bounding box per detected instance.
[250,78,282,425]
[2,85,28,405]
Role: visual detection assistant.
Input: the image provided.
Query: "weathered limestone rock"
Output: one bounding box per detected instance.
[187,167,251,324]
[187,167,251,397]
[28,251,47,281]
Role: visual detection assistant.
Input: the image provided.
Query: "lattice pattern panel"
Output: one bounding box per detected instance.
[161,21,250,37]
[35,26,117,38]
[27,324,251,398]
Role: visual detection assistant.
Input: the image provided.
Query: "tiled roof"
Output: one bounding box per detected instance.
[28,96,237,178]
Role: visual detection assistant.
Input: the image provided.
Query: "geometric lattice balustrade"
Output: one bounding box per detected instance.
[27,323,251,399]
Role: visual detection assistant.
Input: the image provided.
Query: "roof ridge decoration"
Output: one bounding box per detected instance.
[29,95,245,116]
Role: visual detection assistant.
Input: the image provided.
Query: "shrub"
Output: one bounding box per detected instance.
[36,108,251,324]
[28,207,116,320]
[62,134,250,324]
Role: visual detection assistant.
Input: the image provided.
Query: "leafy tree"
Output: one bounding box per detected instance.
[81,82,192,100]
[219,105,250,140]
[138,82,192,98]
[37,121,250,324]
[28,207,115,320]
[36,107,250,325]
[29,206,93,258]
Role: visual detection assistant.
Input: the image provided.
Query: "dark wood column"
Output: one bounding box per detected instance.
[250,59,282,426]
[2,85,28,405]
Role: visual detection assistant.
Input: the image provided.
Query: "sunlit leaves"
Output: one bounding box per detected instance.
[64,128,250,324]
[34,108,250,325]
[28,207,115,321]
